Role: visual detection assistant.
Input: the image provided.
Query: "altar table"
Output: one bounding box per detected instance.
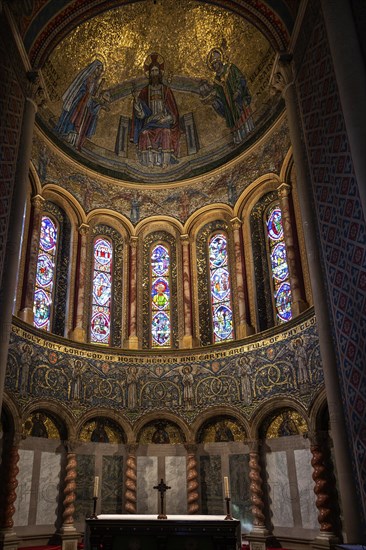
[85,514,242,550]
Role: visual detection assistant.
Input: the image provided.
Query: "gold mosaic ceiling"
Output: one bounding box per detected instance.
[39,0,279,184]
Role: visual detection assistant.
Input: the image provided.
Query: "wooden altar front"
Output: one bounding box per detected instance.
[85,514,242,550]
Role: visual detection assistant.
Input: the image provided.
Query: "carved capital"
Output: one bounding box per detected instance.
[26,71,46,108]
[130,236,138,248]
[64,439,78,454]
[31,194,45,212]
[230,217,242,231]
[277,183,291,199]
[180,234,190,246]
[127,444,138,455]
[78,223,90,237]
[184,444,197,454]
[270,53,294,96]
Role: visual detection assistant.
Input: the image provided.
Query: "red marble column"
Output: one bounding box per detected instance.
[230,218,254,338]
[247,441,269,550]
[62,449,77,528]
[70,223,89,343]
[181,235,194,348]
[185,445,199,514]
[277,183,307,316]
[125,445,137,513]
[0,435,20,538]
[128,237,139,349]
[18,194,45,324]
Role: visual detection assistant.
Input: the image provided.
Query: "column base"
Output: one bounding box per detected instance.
[127,336,139,349]
[69,327,86,343]
[18,307,34,324]
[0,528,20,550]
[236,323,255,339]
[246,527,272,550]
[312,532,339,550]
[58,525,80,550]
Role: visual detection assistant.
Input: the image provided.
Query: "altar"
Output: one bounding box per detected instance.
[85,515,242,550]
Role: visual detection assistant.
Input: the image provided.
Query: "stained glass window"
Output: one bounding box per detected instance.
[34,216,58,330]
[151,244,171,347]
[266,204,292,322]
[209,233,234,342]
[91,237,113,344]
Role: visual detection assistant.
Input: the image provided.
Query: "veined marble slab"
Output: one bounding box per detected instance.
[165,456,187,514]
[36,452,61,525]
[294,449,318,529]
[14,450,34,526]
[266,451,294,527]
[137,456,158,514]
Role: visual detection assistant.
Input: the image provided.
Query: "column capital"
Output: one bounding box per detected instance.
[64,439,79,453]
[78,223,89,236]
[130,236,139,248]
[247,439,260,453]
[127,444,138,454]
[180,234,190,245]
[230,217,242,231]
[26,71,47,110]
[31,194,45,211]
[270,52,294,96]
[184,443,197,454]
[277,182,291,199]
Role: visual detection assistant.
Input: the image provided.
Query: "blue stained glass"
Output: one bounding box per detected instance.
[34,216,57,331]
[152,311,171,346]
[267,207,283,240]
[151,244,171,347]
[275,282,292,322]
[271,242,289,281]
[91,237,113,344]
[209,233,233,343]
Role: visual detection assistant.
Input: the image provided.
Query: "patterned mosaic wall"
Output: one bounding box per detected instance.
[296,3,366,520]
[0,38,24,287]
[6,313,322,429]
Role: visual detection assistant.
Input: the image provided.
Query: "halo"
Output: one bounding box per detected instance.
[94,51,108,68]
[144,52,165,75]
[207,47,224,71]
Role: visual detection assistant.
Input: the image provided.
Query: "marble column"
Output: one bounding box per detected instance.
[0,434,21,550]
[128,237,139,349]
[309,432,339,548]
[185,445,199,514]
[247,440,269,550]
[270,54,363,541]
[69,223,89,343]
[181,235,194,348]
[277,183,307,316]
[59,442,78,550]
[18,194,45,324]
[321,0,366,216]
[125,445,137,513]
[0,71,43,412]
[230,218,254,338]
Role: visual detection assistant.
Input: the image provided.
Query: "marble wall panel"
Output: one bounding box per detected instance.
[75,454,95,521]
[266,451,294,527]
[200,455,223,514]
[14,450,34,526]
[101,455,123,514]
[137,456,158,514]
[294,449,318,529]
[36,452,61,525]
[165,456,187,514]
[229,454,252,530]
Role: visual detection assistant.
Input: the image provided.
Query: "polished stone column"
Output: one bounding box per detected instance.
[128,237,139,349]
[321,0,366,216]
[18,194,45,324]
[125,445,137,513]
[270,54,363,541]
[247,440,269,550]
[69,223,89,343]
[309,432,339,548]
[230,218,254,338]
[0,434,20,550]
[181,235,194,348]
[185,445,199,514]
[277,183,307,316]
[59,442,78,550]
[0,71,43,412]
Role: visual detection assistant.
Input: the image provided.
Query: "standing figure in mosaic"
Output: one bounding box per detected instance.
[201,48,254,144]
[181,366,194,410]
[236,355,252,405]
[126,366,140,410]
[18,343,32,397]
[55,59,110,150]
[130,53,180,168]
[292,337,309,384]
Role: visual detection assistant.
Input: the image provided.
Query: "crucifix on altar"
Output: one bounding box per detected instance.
[153,478,171,519]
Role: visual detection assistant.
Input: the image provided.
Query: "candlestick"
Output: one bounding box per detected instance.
[93,476,99,498]
[224,476,230,498]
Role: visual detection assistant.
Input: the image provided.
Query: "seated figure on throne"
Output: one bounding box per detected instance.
[130,53,180,168]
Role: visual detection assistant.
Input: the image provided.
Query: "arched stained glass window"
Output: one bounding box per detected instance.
[34,216,58,330]
[209,233,234,343]
[151,244,171,347]
[266,204,292,323]
[91,237,113,344]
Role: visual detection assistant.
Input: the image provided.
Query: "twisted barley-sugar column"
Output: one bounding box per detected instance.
[1,436,20,530]
[125,445,137,513]
[62,446,77,528]
[185,445,199,514]
[248,442,266,529]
